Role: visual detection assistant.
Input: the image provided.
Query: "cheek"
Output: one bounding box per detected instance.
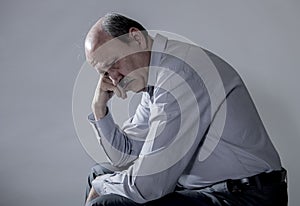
[119,59,134,75]
[128,78,145,92]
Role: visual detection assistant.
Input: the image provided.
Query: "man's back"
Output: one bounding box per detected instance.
[138,34,282,189]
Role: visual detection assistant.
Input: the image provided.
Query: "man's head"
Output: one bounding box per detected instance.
[85,13,152,93]
[101,12,148,43]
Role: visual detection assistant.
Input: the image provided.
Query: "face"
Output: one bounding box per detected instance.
[85,29,151,93]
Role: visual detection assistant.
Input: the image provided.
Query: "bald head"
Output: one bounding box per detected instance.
[84,13,152,72]
[85,13,148,53]
[85,18,111,53]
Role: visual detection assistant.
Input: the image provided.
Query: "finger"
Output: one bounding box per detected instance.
[98,76,118,95]
[102,77,125,98]
[99,75,126,99]
[102,81,122,97]
[86,187,100,203]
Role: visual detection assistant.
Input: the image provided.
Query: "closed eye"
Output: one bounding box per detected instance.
[96,67,109,76]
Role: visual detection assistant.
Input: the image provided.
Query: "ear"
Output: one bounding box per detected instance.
[128,27,147,50]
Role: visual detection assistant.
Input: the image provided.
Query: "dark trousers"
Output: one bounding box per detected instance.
[85,163,288,206]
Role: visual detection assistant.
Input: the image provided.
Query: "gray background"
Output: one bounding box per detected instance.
[0,0,299,205]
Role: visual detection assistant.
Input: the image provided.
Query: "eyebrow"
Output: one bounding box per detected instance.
[90,59,97,68]
[90,57,117,75]
[90,57,117,68]
[104,57,117,67]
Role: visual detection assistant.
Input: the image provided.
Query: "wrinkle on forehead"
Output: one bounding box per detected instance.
[85,19,123,68]
[91,38,125,61]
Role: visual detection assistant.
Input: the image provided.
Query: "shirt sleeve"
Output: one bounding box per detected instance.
[88,92,151,167]
[91,68,210,203]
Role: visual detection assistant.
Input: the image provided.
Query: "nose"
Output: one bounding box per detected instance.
[108,69,123,86]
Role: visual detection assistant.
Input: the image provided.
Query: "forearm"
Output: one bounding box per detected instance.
[93,105,107,120]
[91,150,193,204]
[88,112,143,167]
[91,72,124,120]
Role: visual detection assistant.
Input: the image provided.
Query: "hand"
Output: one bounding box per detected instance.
[85,187,99,205]
[92,74,126,120]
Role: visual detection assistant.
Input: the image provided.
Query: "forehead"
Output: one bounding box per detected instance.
[87,37,128,65]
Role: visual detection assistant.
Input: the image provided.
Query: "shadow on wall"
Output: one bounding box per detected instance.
[249,83,299,206]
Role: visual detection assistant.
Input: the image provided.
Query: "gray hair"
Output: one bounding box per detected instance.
[101,12,148,43]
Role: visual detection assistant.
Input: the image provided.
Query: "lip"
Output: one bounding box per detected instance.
[118,77,135,90]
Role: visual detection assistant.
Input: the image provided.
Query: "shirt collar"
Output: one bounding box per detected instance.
[146,34,168,95]
[149,33,168,67]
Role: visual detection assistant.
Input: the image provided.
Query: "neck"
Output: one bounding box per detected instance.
[146,36,154,51]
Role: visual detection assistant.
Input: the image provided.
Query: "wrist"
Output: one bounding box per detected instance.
[93,106,108,120]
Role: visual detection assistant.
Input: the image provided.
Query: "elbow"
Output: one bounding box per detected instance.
[106,151,137,168]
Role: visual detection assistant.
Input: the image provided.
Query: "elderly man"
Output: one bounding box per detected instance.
[83,13,287,206]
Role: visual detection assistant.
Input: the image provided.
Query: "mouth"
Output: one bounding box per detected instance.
[118,76,135,90]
